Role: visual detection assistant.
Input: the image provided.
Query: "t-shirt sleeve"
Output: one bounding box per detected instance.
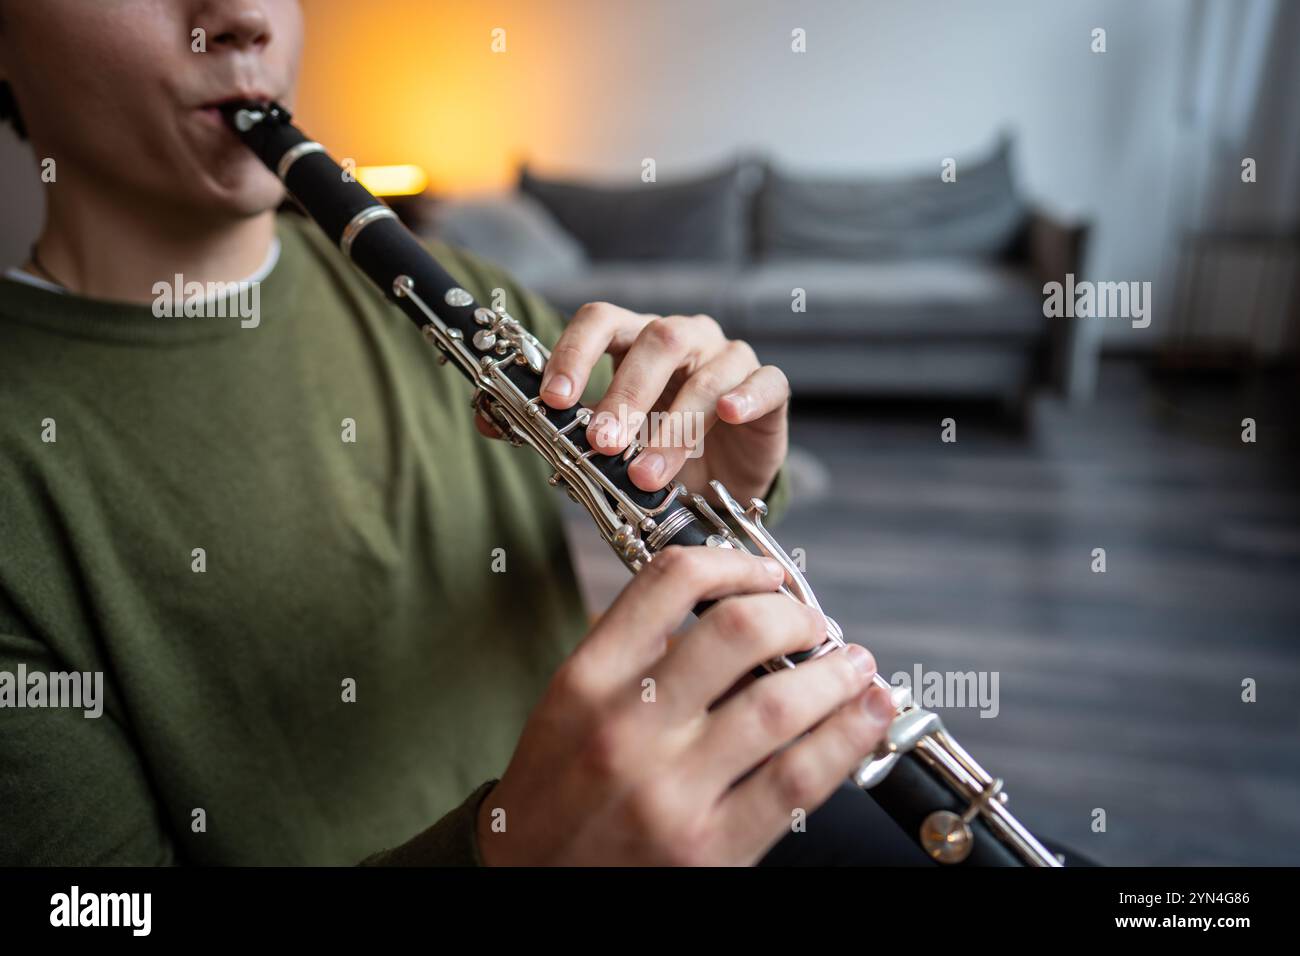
[357,780,497,867]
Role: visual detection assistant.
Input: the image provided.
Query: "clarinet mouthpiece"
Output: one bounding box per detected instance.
[219,99,292,135]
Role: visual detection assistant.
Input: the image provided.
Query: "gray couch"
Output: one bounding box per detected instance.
[422,136,1090,412]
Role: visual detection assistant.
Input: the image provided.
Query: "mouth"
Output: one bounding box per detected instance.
[196,93,276,128]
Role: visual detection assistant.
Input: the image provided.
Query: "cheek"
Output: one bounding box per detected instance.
[33,76,177,197]
[15,9,186,173]
[271,0,307,99]
[19,72,136,184]
[18,0,170,111]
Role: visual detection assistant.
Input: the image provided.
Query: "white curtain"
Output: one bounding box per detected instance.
[1180,0,1299,233]
[1167,0,1300,357]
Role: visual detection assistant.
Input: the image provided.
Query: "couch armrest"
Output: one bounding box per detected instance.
[1026,207,1089,285]
[1026,208,1094,403]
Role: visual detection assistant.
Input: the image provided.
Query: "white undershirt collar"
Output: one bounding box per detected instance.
[3,237,283,298]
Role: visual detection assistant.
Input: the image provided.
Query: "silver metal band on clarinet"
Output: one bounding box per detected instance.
[275,141,326,181]
[341,206,399,259]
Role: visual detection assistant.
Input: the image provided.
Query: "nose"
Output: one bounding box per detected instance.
[195,0,273,52]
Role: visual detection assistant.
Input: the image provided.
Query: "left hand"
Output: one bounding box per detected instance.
[522,302,789,505]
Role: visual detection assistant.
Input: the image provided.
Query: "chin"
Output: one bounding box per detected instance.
[202,164,288,219]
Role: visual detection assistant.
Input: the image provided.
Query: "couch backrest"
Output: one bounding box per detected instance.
[519,161,757,264]
[756,135,1026,261]
[428,191,589,287]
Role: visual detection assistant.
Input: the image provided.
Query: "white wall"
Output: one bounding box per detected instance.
[506,0,1193,347]
[0,0,1198,347]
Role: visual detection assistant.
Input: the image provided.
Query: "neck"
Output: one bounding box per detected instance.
[30,180,275,303]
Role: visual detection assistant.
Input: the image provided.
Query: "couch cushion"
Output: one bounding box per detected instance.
[531,262,740,322]
[425,192,587,288]
[751,341,1038,398]
[520,162,752,264]
[735,259,1045,340]
[757,136,1026,261]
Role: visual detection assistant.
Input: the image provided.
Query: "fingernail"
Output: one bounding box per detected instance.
[590,412,617,448]
[723,391,752,419]
[638,452,665,481]
[546,373,574,399]
[844,644,876,679]
[761,557,784,579]
[866,687,895,724]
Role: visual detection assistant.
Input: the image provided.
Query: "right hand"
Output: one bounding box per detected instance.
[475,545,896,865]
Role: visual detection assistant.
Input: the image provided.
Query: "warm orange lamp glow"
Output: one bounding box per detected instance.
[356,165,430,197]
[296,1,575,194]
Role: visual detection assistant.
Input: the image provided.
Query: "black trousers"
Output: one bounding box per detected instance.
[758,782,1092,866]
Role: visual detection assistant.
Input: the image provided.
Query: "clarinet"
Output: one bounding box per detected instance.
[221,101,1062,867]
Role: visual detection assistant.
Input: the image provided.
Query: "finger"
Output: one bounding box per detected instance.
[711,671,757,710]
[586,316,727,454]
[570,546,785,695]
[539,302,649,409]
[474,409,505,440]
[685,642,879,792]
[716,364,791,431]
[652,593,831,719]
[712,682,895,863]
[627,340,759,491]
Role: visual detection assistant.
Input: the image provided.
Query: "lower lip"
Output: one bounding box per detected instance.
[198,107,251,142]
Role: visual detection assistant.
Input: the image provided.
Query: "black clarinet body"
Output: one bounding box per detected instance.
[221,102,1058,868]
[227,102,712,553]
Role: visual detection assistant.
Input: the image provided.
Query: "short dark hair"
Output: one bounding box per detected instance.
[0,81,26,140]
[0,5,24,140]
[0,3,24,140]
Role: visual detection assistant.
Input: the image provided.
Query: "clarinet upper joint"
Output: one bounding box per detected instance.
[395,277,690,572]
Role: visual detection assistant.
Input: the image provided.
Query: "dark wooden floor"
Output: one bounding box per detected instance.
[563,360,1300,866]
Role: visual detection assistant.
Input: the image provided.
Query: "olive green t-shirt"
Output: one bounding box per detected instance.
[0,212,787,866]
